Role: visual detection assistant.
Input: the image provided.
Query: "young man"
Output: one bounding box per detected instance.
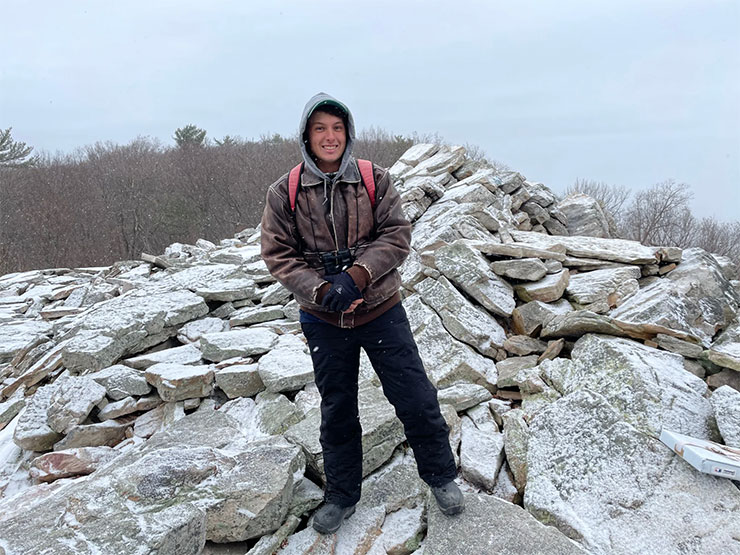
[261,93,463,534]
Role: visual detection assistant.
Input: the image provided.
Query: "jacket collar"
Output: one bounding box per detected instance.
[301,157,361,186]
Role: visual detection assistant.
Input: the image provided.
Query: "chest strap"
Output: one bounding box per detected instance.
[288,159,376,212]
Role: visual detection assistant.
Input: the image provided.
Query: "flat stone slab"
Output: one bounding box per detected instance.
[89,364,151,400]
[177,317,228,344]
[512,299,573,336]
[557,193,612,238]
[491,258,547,281]
[509,230,667,265]
[707,321,740,371]
[565,266,641,311]
[425,492,585,555]
[230,305,285,326]
[434,241,515,317]
[0,320,52,364]
[54,419,129,450]
[514,269,570,303]
[215,363,265,398]
[145,363,214,402]
[414,276,506,356]
[29,446,119,482]
[257,334,314,393]
[125,343,203,369]
[13,380,64,451]
[438,383,492,412]
[460,416,505,490]
[200,328,277,362]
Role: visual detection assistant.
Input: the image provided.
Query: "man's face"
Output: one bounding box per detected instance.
[308,111,346,173]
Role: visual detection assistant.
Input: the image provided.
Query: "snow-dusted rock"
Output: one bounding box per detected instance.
[491,258,548,281]
[126,343,203,369]
[194,277,256,302]
[13,380,64,451]
[89,364,152,400]
[230,305,285,326]
[425,492,585,555]
[512,299,573,336]
[434,241,515,317]
[283,505,385,554]
[200,328,277,362]
[145,363,214,402]
[514,269,570,303]
[524,389,740,555]
[710,385,740,446]
[29,446,118,482]
[707,321,740,371]
[177,317,228,343]
[557,193,612,238]
[566,266,641,312]
[460,414,504,491]
[437,383,492,412]
[215,362,265,398]
[502,409,529,493]
[54,418,129,450]
[367,505,425,555]
[0,321,52,364]
[611,248,740,346]
[257,334,314,393]
[414,276,506,356]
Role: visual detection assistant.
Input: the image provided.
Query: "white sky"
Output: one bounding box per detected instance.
[2,0,738,221]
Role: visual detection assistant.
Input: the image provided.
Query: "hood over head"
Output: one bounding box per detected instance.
[299,92,356,182]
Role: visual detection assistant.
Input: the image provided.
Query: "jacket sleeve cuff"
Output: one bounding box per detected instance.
[347,265,371,291]
[315,281,332,304]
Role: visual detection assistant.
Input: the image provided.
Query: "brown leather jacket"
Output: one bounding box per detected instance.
[260,159,411,328]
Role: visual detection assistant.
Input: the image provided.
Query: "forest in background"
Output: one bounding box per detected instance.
[1,125,738,277]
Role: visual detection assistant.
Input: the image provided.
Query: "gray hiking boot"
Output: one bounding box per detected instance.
[312,503,356,534]
[431,481,465,516]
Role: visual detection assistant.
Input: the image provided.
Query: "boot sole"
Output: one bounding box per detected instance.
[312,506,356,535]
[440,503,464,516]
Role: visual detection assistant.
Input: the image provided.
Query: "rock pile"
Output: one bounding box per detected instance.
[1,144,739,554]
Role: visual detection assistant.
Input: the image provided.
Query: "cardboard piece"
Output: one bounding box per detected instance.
[660,429,740,481]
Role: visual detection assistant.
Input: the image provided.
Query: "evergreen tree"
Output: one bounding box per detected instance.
[0,127,39,167]
[173,124,207,148]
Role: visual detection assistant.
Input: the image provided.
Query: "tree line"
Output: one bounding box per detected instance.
[1,126,737,278]
[0,126,413,275]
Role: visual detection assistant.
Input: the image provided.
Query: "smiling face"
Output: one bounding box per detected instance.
[307,111,347,173]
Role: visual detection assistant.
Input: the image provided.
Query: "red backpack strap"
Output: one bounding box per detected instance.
[357,159,376,208]
[288,163,303,212]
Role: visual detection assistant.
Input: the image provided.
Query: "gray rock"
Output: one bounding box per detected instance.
[488,398,513,427]
[557,193,612,238]
[359,450,427,513]
[257,334,314,393]
[285,381,404,481]
[707,321,740,371]
[403,295,497,390]
[0,411,305,551]
[541,310,628,340]
[246,515,301,555]
[13,380,64,451]
[283,505,385,554]
[491,258,548,281]
[655,333,704,358]
[496,355,540,389]
[438,383,493,412]
[61,289,209,371]
[89,364,152,400]
[543,334,717,439]
[524,389,740,555]
[0,395,25,432]
[98,396,139,420]
[215,363,265,398]
[512,299,573,336]
[460,414,504,490]
[414,276,506,356]
[366,505,425,555]
[145,363,214,402]
[404,145,466,178]
[611,248,740,346]
[125,343,203,369]
[565,266,641,312]
[230,305,286,326]
[399,143,439,166]
[133,402,183,438]
[514,269,570,303]
[510,230,664,265]
[434,241,515,317]
[253,392,303,436]
[491,463,520,504]
[54,419,129,450]
[710,386,740,446]
[288,478,323,518]
[194,277,256,302]
[425,492,585,555]
[707,368,740,391]
[502,409,529,493]
[177,317,228,344]
[503,335,548,356]
[200,328,277,362]
[0,320,52,364]
[520,200,550,224]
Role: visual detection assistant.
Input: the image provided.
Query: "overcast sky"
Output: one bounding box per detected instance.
[2,0,738,221]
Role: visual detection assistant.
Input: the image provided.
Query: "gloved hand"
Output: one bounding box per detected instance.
[321,272,362,312]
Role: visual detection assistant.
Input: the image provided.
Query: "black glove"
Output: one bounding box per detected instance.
[321,272,362,312]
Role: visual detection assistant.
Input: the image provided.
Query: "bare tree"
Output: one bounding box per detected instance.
[620,180,693,246]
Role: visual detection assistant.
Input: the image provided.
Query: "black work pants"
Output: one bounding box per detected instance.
[301,302,457,507]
